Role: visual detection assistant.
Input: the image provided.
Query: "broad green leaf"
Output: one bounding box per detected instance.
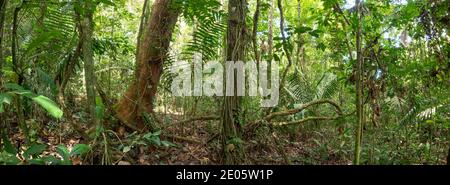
[0,93,13,104]
[152,130,162,136]
[23,144,47,159]
[146,136,161,146]
[0,93,13,113]
[70,144,91,156]
[0,151,21,165]
[56,144,70,162]
[5,83,63,119]
[30,95,64,119]
[4,83,24,91]
[161,140,177,147]
[41,156,61,165]
[24,31,59,55]
[2,133,17,154]
[27,159,46,165]
[122,146,131,153]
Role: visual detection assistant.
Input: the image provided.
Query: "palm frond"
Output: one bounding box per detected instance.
[180,0,226,61]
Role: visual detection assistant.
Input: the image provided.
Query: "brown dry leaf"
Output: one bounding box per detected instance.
[69,139,80,145]
[117,161,131,165]
[72,157,82,165]
[138,155,150,165]
[200,157,210,165]
[117,126,126,138]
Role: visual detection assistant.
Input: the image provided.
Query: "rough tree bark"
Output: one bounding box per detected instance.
[135,0,150,65]
[79,0,97,127]
[116,0,180,129]
[222,0,247,165]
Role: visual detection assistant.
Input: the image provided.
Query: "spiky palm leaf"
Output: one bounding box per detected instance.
[285,70,339,104]
[160,0,226,95]
[180,0,226,61]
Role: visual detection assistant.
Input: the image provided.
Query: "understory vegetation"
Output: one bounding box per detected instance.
[0,0,449,165]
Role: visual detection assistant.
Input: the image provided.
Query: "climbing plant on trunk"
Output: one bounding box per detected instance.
[77,0,97,128]
[222,0,247,165]
[116,0,181,130]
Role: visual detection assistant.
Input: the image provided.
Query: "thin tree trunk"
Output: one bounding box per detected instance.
[116,0,180,129]
[264,0,291,118]
[11,5,28,142]
[268,0,274,61]
[12,6,22,85]
[55,11,84,100]
[222,0,247,165]
[54,31,83,132]
[252,0,260,64]
[0,0,7,140]
[354,0,364,165]
[266,0,274,115]
[296,0,304,73]
[56,37,83,99]
[277,0,293,92]
[0,0,6,89]
[79,0,97,127]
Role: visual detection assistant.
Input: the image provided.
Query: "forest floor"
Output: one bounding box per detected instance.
[5,112,351,165]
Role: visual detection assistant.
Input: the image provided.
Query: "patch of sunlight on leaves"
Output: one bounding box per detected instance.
[4,83,63,119]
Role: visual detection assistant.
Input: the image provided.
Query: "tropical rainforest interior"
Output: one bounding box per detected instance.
[0,0,449,165]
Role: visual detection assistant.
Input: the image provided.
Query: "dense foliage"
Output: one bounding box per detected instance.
[0,0,449,165]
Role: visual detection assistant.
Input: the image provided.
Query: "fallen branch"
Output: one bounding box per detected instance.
[246,99,342,132]
[272,116,341,126]
[164,134,203,144]
[207,133,220,144]
[160,116,220,130]
[265,99,342,121]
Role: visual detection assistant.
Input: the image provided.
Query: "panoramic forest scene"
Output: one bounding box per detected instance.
[0,0,449,165]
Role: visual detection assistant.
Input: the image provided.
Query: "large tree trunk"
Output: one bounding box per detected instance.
[116,0,180,129]
[222,0,247,165]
